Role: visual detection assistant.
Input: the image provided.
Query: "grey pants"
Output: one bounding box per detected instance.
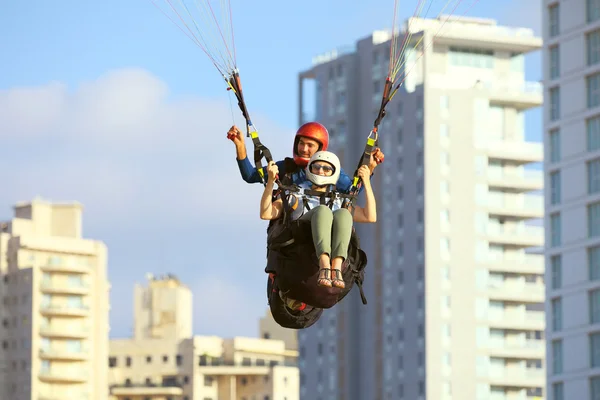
[300,205,353,260]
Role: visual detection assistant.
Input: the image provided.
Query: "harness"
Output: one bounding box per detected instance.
[266,159,368,306]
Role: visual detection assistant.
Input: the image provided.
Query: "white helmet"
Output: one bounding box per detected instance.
[305,151,341,187]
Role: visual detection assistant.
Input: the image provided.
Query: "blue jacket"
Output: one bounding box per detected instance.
[236,156,357,193]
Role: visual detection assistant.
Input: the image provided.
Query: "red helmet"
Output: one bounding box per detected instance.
[293,122,330,167]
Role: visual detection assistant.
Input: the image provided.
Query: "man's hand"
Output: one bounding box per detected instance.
[227,125,247,160]
[267,161,279,184]
[368,148,385,172]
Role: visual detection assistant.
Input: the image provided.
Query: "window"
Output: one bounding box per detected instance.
[591,332,600,367]
[549,4,559,37]
[552,340,563,374]
[589,0,600,23]
[589,202,600,237]
[590,289,600,324]
[589,116,600,151]
[592,376,600,399]
[552,298,562,331]
[591,246,600,281]
[551,255,562,289]
[550,87,560,121]
[589,30,600,66]
[550,171,561,204]
[552,382,564,400]
[589,159,600,194]
[109,357,117,368]
[589,73,600,109]
[440,95,449,110]
[448,47,494,68]
[550,45,560,79]
[551,213,561,246]
[549,129,560,162]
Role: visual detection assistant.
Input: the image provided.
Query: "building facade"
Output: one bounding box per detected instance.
[542,1,600,399]
[298,16,545,400]
[108,276,299,400]
[0,198,110,400]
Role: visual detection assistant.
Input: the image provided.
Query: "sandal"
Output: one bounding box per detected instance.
[331,269,345,289]
[317,268,332,287]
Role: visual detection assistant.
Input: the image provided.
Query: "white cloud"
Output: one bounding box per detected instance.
[0,67,294,225]
[0,68,296,338]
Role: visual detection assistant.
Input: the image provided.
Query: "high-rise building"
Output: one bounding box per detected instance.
[108,275,299,400]
[542,1,600,399]
[297,16,545,400]
[0,197,110,400]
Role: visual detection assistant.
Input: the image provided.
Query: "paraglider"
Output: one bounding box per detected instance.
[150,0,478,329]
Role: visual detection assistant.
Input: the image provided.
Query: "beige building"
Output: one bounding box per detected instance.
[108,275,299,400]
[0,197,110,400]
[258,309,297,351]
[297,16,546,400]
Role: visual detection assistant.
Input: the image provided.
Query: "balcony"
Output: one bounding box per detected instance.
[197,358,296,376]
[486,193,544,219]
[39,369,88,383]
[41,264,90,274]
[110,383,184,397]
[486,253,544,274]
[485,338,545,358]
[487,280,545,302]
[485,310,545,330]
[39,348,89,361]
[487,169,543,192]
[480,141,543,164]
[487,81,543,110]
[487,367,545,387]
[486,224,544,248]
[40,304,89,317]
[39,325,90,339]
[40,281,90,295]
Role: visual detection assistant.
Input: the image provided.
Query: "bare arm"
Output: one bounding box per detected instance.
[352,165,377,223]
[260,162,283,220]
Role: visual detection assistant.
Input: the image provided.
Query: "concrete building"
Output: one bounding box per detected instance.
[108,275,299,400]
[542,1,600,399]
[297,16,545,400]
[0,197,110,400]
[259,309,298,351]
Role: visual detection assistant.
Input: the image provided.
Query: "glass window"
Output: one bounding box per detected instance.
[588,159,600,194]
[550,87,560,120]
[551,255,562,289]
[589,202,600,237]
[550,45,560,78]
[551,171,561,204]
[549,4,559,37]
[588,116,600,151]
[549,129,560,163]
[589,73,600,109]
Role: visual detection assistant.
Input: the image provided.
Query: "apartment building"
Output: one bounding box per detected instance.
[108,275,299,400]
[542,1,600,399]
[0,197,110,400]
[297,16,545,400]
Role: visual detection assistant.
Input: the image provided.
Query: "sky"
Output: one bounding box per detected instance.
[0,0,542,338]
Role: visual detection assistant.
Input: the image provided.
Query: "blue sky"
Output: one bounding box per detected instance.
[0,0,542,338]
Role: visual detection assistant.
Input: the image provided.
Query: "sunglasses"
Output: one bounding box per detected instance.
[311,164,334,173]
